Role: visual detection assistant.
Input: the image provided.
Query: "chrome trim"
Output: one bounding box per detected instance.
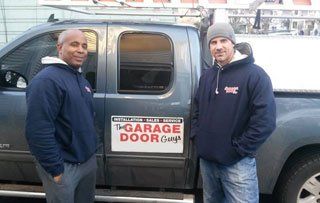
[93,93,105,98]
[274,89,320,94]
[0,190,45,198]
[0,190,194,203]
[95,194,194,203]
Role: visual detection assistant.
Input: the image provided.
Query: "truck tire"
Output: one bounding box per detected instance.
[275,152,320,203]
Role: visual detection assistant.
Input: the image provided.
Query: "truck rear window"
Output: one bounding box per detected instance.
[118,33,173,94]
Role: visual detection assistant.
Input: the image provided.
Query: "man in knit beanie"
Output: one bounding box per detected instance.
[206,22,236,66]
[191,22,276,203]
[207,22,236,45]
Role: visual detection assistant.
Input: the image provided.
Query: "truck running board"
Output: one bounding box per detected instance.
[0,183,194,203]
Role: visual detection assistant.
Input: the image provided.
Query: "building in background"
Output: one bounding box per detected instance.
[0,0,76,47]
[0,0,319,47]
[228,0,320,34]
[0,0,176,48]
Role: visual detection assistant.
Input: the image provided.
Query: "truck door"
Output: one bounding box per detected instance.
[0,28,106,185]
[104,23,196,189]
[0,32,62,182]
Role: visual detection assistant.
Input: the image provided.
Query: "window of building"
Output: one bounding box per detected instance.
[118,33,173,94]
[0,30,98,90]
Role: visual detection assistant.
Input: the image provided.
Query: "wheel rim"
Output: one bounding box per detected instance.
[297,173,320,203]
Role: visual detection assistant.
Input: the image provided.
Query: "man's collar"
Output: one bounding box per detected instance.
[41,56,82,73]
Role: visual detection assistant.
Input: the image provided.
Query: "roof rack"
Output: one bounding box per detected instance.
[38,0,320,26]
[39,0,205,17]
[38,0,320,17]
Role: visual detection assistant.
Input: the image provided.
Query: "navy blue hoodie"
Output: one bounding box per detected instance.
[191,42,276,165]
[26,57,97,176]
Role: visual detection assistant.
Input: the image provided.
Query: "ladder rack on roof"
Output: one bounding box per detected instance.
[38,0,320,17]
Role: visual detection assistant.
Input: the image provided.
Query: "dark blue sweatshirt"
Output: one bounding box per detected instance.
[191,43,276,165]
[26,59,97,176]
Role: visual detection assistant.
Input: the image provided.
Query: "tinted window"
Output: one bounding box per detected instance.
[118,33,173,94]
[0,31,98,90]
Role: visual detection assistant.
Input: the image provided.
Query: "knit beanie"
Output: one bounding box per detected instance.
[207,23,236,47]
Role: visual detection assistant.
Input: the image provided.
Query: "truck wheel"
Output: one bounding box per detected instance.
[276,152,320,203]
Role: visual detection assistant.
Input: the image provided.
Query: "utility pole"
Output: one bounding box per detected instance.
[0,0,8,43]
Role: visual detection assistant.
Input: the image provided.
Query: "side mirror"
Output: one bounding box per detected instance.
[0,70,28,89]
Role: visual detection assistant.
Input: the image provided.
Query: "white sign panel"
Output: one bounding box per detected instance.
[237,35,320,92]
[111,116,184,153]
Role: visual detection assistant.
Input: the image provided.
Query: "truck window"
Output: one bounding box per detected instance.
[118,33,173,94]
[0,30,98,90]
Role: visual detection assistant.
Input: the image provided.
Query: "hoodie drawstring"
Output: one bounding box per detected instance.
[215,68,220,95]
[215,67,222,95]
[208,66,222,102]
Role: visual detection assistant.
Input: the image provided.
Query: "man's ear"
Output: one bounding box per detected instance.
[56,43,62,55]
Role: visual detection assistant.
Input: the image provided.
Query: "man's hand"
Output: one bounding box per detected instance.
[53,174,63,183]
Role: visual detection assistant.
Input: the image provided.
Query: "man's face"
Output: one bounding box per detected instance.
[57,30,88,69]
[209,37,234,67]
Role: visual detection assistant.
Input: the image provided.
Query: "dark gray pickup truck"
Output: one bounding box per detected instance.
[0,20,319,203]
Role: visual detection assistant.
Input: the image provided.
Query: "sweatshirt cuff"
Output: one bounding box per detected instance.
[232,138,247,157]
[46,164,64,177]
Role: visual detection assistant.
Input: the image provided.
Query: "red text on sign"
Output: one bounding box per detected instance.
[124,124,181,133]
[120,133,159,142]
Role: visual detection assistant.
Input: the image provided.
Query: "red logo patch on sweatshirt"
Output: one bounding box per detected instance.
[224,86,239,94]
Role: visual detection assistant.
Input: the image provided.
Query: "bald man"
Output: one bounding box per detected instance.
[26,29,97,203]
